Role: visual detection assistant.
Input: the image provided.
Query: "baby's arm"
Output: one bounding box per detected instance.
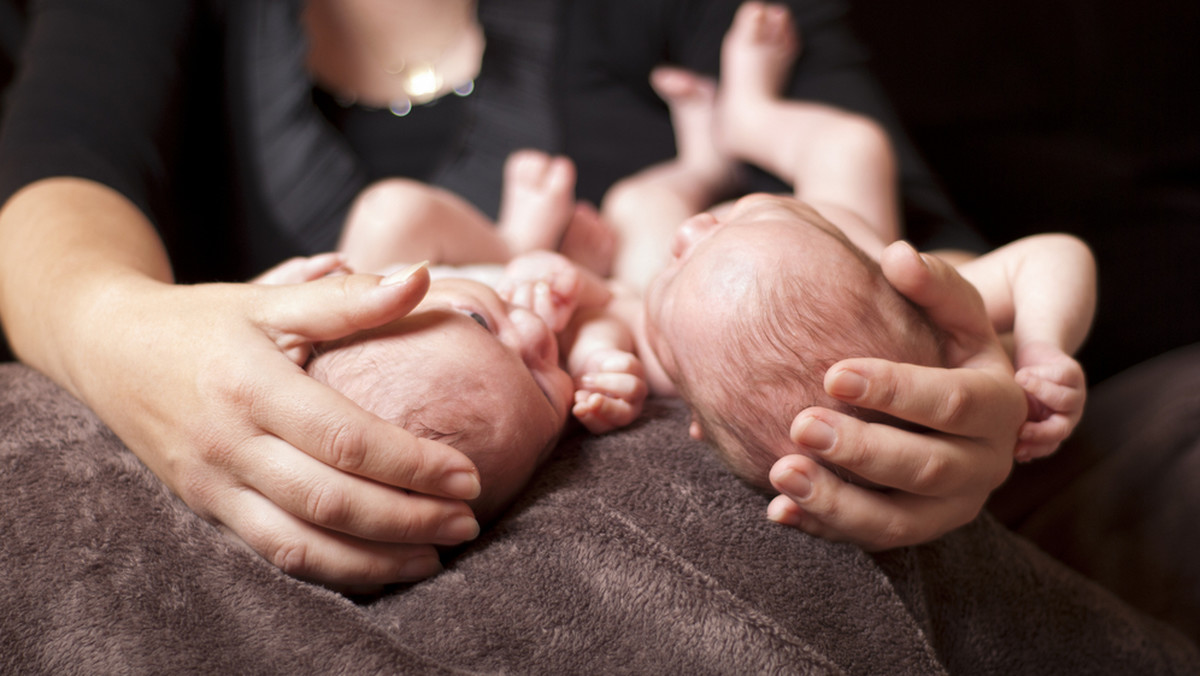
[562,296,648,434]
[340,178,511,274]
[500,250,613,332]
[954,234,1097,460]
[500,251,647,433]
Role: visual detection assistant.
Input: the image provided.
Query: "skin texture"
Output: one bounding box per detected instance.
[645,195,1025,550]
[767,242,1027,549]
[631,2,1036,549]
[309,277,574,525]
[0,178,485,587]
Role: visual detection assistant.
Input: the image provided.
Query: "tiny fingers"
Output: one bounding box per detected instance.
[579,371,647,402]
[1016,370,1086,418]
[573,391,640,433]
[1014,415,1073,461]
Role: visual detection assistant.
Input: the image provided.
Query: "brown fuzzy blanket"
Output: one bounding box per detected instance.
[2,362,1197,674]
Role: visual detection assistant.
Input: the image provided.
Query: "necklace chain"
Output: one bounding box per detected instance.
[315,2,483,117]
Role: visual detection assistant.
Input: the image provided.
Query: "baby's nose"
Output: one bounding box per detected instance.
[672,212,720,259]
[510,307,559,368]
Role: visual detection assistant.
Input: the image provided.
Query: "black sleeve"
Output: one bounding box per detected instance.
[559,0,986,251]
[0,0,197,223]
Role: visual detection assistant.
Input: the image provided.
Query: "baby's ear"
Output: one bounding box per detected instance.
[688,415,705,441]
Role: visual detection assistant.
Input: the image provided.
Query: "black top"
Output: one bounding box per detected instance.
[0,0,981,283]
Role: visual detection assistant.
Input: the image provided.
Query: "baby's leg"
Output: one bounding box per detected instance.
[601,67,739,293]
[499,150,618,276]
[496,150,578,255]
[716,1,803,169]
[651,66,740,191]
[557,201,618,278]
[717,2,899,241]
[340,178,509,273]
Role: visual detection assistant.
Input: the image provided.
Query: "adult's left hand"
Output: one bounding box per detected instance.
[767,242,1027,549]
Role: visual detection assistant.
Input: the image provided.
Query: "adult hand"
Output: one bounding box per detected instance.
[767,242,1027,549]
[72,264,482,587]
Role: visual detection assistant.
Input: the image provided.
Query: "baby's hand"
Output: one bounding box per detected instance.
[499,251,582,332]
[1013,341,1087,462]
[250,253,349,285]
[572,348,647,434]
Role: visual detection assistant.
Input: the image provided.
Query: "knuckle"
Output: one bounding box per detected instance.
[389,507,435,543]
[910,452,950,494]
[270,538,313,578]
[303,481,352,528]
[872,517,916,550]
[393,444,430,488]
[937,382,973,429]
[803,479,839,522]
[822,424,868,468]
[863,372,900,411]
[322,422,367,473]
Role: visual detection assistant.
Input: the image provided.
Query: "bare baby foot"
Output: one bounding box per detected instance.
[497,149,578,255]
[718,2,801,151]
[649,65,740,191]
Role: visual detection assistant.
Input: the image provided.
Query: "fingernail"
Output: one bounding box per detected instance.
[776,466,812,501]
[767,499,790,522]
[382,260,429,286]
[795,417,836,452]
[441,470,481,500]
[827,368,867,400]
[893,239,925,267]
[397,555,443,581]
[436,514,481,543]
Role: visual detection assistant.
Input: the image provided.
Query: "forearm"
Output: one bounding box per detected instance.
[1010,235,1096,354]
[956,234,1097,355]
[564,309,635,379]
[0,178,173,395]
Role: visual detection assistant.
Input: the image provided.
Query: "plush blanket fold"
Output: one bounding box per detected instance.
[1,363,1196,674]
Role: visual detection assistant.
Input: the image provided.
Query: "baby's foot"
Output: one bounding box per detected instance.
[558,202,618,278]
[718,2,801,151]
[497,149,577,255]
[721,2,800,102]
[649,65,740,192]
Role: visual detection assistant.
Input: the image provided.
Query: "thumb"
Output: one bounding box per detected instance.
[258,261,431,343]
[880,241,1001,367]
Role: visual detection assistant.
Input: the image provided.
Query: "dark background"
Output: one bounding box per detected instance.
[3,1,1198,384]
[849,0,1200,384]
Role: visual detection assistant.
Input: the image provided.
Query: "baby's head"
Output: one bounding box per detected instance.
[308,277,574,524]
[645,194,944,490]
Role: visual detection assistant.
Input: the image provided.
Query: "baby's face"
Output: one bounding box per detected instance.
[316,277,575,523]
[414,277,576,423]
[644,193,875,386]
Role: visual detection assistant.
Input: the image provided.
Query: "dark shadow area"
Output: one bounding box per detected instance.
[849,0,1200,385]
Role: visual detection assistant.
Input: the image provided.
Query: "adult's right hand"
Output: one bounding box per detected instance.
[76,265,482,588]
